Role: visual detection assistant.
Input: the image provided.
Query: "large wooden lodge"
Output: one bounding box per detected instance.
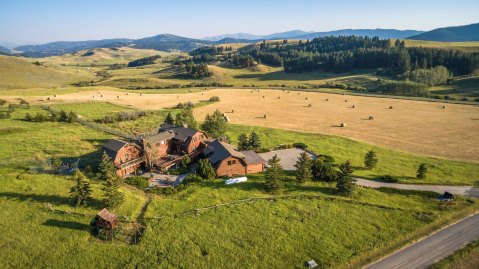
[102,124,265,177]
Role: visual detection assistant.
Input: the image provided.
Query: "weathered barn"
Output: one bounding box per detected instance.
[102,139,145,176]
[203,140,265,177]
[93,208,118,231]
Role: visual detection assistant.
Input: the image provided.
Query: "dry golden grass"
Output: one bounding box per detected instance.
[19,88,479,162]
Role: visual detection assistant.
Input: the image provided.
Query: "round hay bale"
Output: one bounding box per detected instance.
[442,105,446,109]
[47,97,50,100]
[53,94,56,97]
[340,122,346,127]
[308,104,312,107]
[305,97,308,100]
[101,95,103,97]
[345,100,348,102]
[369,116,374,120]
[117,96,119,99]
[231,109,234,113]
[326,99,329,101]
[262,96,265,98]
[352,105,355,108]
[389,106,393,109]
[140,93,142,96]
[278,96,281,99]
[264,114,267,119]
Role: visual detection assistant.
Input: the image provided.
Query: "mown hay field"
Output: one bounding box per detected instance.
[26,88,479,163]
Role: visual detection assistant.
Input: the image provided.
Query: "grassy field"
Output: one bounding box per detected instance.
[1,102,478,268]
[28,88,479,162]
[0,55,93,89]
[37,101,479,185]
[403,40,479,52]
[430,76,479,99]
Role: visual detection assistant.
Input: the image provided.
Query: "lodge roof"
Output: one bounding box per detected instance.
[102,139,129,160]
[242,150,265,165]
[204,140,264,166]
[96,208,117,223]
[144,131,175,144]
[158,124,201,142]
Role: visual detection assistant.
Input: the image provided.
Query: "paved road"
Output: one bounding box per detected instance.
[365,213,479,269]
[355,178,479,198]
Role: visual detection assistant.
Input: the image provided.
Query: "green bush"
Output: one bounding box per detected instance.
[293,142,308,149]
[317,154,335,163]
[375,175,399,183]
[126,176,149,189]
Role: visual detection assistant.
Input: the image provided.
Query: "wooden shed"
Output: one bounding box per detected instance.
[93,208,118,230]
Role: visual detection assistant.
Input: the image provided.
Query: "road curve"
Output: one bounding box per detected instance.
[364,213,479,269]
[355,178,479,198]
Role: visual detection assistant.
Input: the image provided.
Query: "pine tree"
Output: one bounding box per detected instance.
[237,133,250,150]
[164,112,175,125]
[25,112,32,121]
[294,152,312,184]
[311,159,337,182]
[68,111,77,123]
[175,107,197,129]
[364,150,378,169]
[201,109,227,138]
[59,110,69,122]
[417,163,428,179]
[103,171,124,209]
[264,155,283,193]
[197,158,216,179]
[248,132,261,151]
[69,170,92,206]
[336,160,355,196]
[97,151,117,181]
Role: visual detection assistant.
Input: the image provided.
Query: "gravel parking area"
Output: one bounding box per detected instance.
[259,148,316,170]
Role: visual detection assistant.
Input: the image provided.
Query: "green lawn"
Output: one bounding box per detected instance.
[226,125,479,186]
[0,104,478,268]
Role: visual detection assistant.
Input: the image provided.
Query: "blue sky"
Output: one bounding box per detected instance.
[0,0,478,44]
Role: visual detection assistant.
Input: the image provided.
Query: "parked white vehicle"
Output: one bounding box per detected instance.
[225,176,247,185]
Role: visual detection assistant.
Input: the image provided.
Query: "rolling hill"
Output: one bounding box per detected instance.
[0,55,93,89]
[0,45,11,55]
[294,29,424,40]
[408,22,479,42]
[131,34,211,51]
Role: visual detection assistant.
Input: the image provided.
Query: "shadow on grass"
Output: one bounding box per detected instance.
[234,71,333,81]
[0,192,103,208]
[42,219,90,231]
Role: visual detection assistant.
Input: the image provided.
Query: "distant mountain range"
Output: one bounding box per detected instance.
[0,45,11,55]
[8,23,479,57]
[407,23,479,42]
[205,29,423,41]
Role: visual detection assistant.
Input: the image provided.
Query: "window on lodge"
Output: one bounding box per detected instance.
[227,160,237,165]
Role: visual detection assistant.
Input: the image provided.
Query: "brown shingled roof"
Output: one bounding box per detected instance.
[96,208,117,223]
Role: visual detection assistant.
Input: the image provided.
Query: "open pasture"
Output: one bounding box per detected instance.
[29,88,479,163]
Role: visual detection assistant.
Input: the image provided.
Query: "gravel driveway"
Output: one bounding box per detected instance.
[259,148,316,170]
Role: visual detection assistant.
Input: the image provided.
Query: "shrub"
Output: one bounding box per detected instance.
[208,96,220,102]
[375,175,399,183]
[292,142,308,149]
[197,159,216,179]
[126,176,149,189]
[317,154,335,163]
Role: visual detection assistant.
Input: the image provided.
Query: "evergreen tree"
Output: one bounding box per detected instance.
[336,160,355,196]
[164,112,175,125]
[68,111,77,123]
[237,133,250,150]
[312,159,337,182]
[69,170,92,206]
[248,131,261,151]
[25,113,32,121]
[201,109,227,138]
[264,155,283,193]
[181,155,191,168]
[59,110,68,122]
[417,163,428,179]
[97,151,117,181]
[364,150,378,169]
[294,152,313,184]
[197,158,216,179]
[175,107,197,129]
[103,171,124,209]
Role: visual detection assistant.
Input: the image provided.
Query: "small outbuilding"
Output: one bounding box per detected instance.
[93,208,118,231]
[306,260,318,268]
